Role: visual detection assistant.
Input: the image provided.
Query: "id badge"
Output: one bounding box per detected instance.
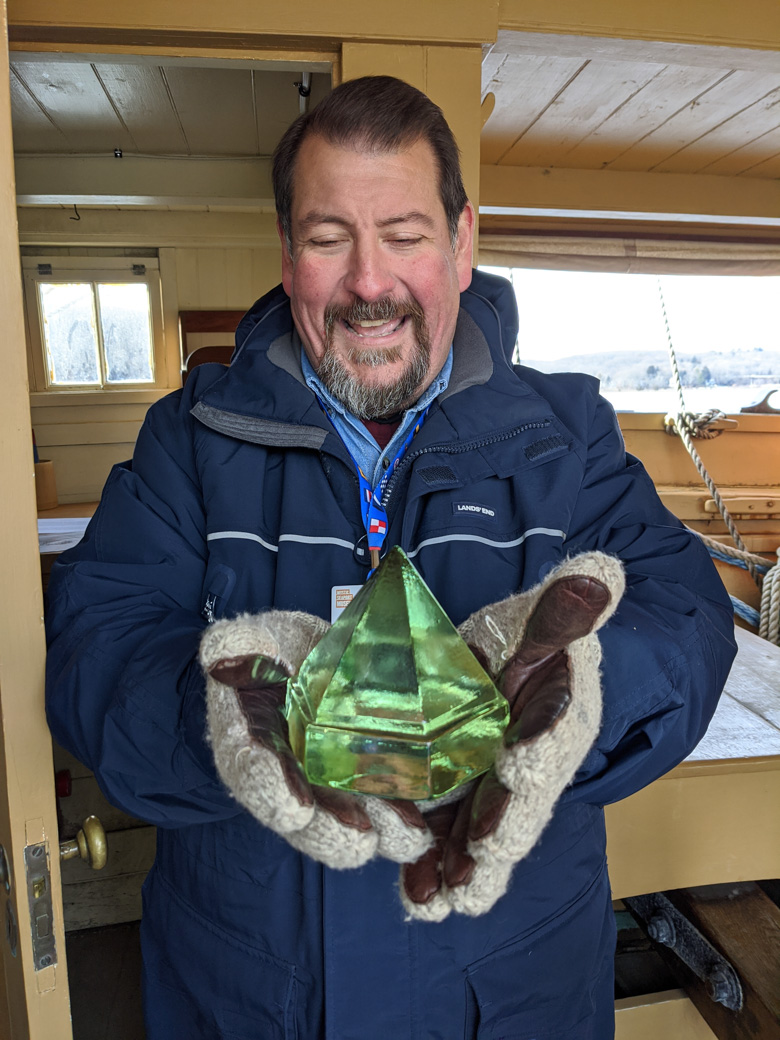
[330,584,362,622]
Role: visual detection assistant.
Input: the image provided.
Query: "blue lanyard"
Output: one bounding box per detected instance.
[318,397,430,573]
[359,406,430,571]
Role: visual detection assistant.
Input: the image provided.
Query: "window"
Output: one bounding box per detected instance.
[478,234,780,413]
[479,266,780,413]
[23,256,165,392]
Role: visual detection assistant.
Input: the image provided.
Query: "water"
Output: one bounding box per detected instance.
[600,383,780,415]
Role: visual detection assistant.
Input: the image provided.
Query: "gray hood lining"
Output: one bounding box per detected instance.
[191,401,327,449]
[267,329,307,386]
[441,310,494,400]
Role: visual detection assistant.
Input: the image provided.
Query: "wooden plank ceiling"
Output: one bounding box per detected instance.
[13,43,780,176]
[10,57,331,159]
[482,31,780,179]
[8,36,780,220]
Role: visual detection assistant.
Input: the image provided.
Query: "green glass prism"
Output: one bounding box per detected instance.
[285,547,508,801]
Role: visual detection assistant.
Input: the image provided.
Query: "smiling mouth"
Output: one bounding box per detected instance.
[343,315,407,338]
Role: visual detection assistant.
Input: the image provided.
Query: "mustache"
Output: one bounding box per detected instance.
[324,296,425,329]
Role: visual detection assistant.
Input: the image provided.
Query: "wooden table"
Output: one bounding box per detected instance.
[606,626,780,900]
[38,502,97,591]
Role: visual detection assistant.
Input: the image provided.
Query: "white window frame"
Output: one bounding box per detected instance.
[22,255,166,394]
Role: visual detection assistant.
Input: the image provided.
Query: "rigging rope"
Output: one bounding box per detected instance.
[759,562,780,645]
[657,279,762,586]
[656,279,780,642]
[693,531,771,575]
[690,530,780,644]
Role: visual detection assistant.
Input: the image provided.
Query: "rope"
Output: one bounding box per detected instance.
[730,596,760,628]
[659,278,780,641]
[706,547,768,575]
[657,279,762,586]
[759,563,780,644]
[692,530,771,573]
[692,530,780,645]
[663,408,726,440]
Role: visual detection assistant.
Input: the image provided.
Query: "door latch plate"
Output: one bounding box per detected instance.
[25,843,57,970]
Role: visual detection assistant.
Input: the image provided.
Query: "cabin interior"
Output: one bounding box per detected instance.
[1,1,780,1038]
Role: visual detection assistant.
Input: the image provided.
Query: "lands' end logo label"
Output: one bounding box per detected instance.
[453,502,496,519]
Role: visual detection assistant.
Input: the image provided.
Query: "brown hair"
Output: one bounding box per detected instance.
[273,75,468,251]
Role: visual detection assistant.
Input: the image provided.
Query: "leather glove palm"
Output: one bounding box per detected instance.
[200,610,432,869]
[401,551,625,921]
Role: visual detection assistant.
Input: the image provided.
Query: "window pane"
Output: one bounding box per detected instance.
[38,282,101,385]
[480,267,780,413]
[97,282,154,383]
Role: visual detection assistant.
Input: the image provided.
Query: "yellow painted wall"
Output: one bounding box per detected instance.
[25,210,284,502]
[171,244,280,310]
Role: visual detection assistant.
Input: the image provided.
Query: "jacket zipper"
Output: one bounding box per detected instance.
[381,419,552,515]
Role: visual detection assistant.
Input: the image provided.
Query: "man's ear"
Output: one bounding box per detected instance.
[277,218,294,296]
[455,202,476,293]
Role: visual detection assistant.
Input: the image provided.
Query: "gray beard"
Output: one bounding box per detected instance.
[318,298,431,420]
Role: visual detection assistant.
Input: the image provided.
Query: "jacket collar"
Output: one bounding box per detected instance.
[191,271,545,450]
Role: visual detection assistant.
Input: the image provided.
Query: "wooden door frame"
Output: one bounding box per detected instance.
[0,0,73,1033]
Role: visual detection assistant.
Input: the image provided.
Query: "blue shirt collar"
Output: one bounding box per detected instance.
[301,346,453,487]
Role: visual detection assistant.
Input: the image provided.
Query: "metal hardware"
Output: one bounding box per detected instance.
[0,843,11,894]
[24,843,56,970]
[132,264,146,276]
[294,75,311,98]
[741,388,780,414]
[295,72,312,115]
[59,815,107,870]
[626,893,743,1011]
[706,965,740,1006]
[37,263,52,276]
[646,911,675,947]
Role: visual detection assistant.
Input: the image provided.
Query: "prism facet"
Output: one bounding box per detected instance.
[285,547,508,801]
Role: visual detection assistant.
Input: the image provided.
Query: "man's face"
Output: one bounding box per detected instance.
[279,134,474,419]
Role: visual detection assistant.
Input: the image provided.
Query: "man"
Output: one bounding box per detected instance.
[46,76,736,1038]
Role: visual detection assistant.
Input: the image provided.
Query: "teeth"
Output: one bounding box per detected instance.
[355,319,392,327]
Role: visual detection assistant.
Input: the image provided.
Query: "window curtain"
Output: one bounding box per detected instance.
[477,234,780,275]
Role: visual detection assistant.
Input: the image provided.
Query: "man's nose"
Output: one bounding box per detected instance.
[342,239,396,302]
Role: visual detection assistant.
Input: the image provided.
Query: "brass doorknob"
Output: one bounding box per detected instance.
[59,816,107,870]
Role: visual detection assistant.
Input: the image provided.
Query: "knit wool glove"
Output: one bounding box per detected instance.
[400,551,626,922]
[200,610,432,870]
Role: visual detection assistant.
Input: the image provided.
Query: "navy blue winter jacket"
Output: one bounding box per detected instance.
[46,270,736,1040]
